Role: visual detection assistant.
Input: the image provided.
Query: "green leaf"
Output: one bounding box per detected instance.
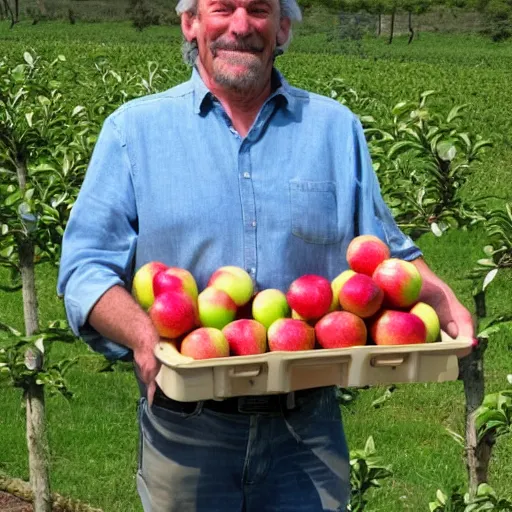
[476,483,496,498]
[482,269,499,291]
[1,224,8,235]
[431,223,443,237]
[436,489,447,505]
[38,96,51,106]
[446,104,467,123]
[25,112,34,128]
[437,141,457,161]
[72,105,85,116]
[477,259,497,267]
[11,64,25,82]
[5,191,22,206]
[23,52,34,68]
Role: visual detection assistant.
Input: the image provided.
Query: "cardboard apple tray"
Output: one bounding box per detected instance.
[155,332,473,402]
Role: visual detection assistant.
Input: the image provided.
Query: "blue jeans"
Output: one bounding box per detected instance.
[137,386,350,512]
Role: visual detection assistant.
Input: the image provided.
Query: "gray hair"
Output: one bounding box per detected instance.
[176,0,302,65]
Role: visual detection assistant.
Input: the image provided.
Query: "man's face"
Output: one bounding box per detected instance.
[183,0,290,93]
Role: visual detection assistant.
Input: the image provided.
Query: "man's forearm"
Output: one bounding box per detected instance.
[88,285,160,353]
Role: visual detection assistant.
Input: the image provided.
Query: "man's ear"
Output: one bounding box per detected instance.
[181,11,199,42]
[276,17,291,47]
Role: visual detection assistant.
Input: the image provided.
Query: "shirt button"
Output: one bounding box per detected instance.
[243,172,251,179]
[251,221,257,227]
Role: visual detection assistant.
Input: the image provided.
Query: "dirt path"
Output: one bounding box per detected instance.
[0,490,33,511]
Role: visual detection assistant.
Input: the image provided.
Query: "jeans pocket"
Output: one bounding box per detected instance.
[149,401,203,425]
[289,179,341,244]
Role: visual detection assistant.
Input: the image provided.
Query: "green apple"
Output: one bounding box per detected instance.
[252,289,290,329]
[410,302,441,342]
[207,266,254,306]
[132,261,168,310]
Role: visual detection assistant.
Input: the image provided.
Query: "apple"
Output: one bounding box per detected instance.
[410,302,441,342]
[153,267,198,301]
[329,269,356,311]
[370,309,427,345]
[347,235,390,276]
[132,261,168,310]
[197,286,237,329]
[148,291,197,339]
[338,273,384,318]
[180,327,230,360]
[252,289,290,329]
[372,258,422,308]
[315,311,367,349]
[267,318,315,352]
[222,319,267,356]
[286,274,333,321]
[207,266,254,307]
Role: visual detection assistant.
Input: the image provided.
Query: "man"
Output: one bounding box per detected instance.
[57,0,475,509]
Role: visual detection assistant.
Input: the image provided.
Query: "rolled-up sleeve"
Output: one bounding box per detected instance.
[57,115,137,360]
[351,116,423,262]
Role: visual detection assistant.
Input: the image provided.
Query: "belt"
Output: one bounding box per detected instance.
[152,386,314,416]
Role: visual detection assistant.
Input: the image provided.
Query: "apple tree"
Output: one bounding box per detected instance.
[0,51,94,512]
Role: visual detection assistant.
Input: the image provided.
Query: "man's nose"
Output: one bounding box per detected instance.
[230,7,251,35]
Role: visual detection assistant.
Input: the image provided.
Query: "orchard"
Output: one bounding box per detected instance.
[1,18,511,512]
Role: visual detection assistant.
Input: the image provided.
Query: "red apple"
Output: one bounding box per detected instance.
[338,273,384,318]
[222,319,267,356]
[372,258,422,308]
[286,274,333,321]
[153,267,198,301]
[347,235,390,276]
[180,327,230,359]
[148,291,197,339]
[315,311,367,349]
[267,318,315,352]
[370,310,427,345]
[132,261,168,310]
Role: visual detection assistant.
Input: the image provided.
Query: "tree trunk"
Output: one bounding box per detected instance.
[2,0,15,27]
[25,383,52,512]
[17,157,52,512]
[14,0,19,22]
[408,11,415,43]
[458,339,492,498]
[388,11,395,44]
[35,0,46,15]
[457,291,493,499]
[377,13,381,36]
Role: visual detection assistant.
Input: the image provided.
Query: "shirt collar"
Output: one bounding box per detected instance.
[191,66,299,117]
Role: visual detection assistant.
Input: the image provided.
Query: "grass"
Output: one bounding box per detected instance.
[1,19,512,512]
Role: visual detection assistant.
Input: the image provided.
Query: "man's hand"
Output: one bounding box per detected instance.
[134,342,161,406]
[88,285,162,404]
[412,258,475,342]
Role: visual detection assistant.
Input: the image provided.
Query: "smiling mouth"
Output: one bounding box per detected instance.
[211,42,264,56]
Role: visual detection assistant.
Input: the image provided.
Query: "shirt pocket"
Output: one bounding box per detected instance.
[289,179,341,244]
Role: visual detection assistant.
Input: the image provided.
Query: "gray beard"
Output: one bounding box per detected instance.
[213,63,263,93]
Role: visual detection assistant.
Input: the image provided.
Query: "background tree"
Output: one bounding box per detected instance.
[0,52,91,512]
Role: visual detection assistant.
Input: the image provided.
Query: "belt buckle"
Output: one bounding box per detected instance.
[237,393,296,415]
[237,395,281,415]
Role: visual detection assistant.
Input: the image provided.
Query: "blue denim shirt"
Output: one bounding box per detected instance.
[57,68,422,361]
